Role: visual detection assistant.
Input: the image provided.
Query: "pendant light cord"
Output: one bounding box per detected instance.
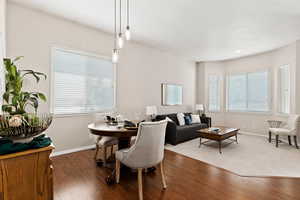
[119,0,122,33]
[127,0,129,26]
[114,0,117,48]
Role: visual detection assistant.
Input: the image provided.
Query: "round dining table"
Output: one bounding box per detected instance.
[88,122,140,184]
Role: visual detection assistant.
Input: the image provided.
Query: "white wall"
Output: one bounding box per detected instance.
[0,0,6,51]
[6,3,196,152]
[197,43,297,136]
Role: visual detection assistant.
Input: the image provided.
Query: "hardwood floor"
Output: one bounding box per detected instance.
[52,150,300,200]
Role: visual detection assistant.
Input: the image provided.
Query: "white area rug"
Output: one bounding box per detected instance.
[165,134,300,177]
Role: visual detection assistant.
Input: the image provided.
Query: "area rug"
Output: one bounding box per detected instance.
[165,134,300,177]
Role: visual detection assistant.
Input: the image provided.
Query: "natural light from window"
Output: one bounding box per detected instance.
[52,48,115,115]
[227,71,269,112]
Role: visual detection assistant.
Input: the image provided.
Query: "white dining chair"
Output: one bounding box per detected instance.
[94,136,118,166]
[93,113,119,165]
[115,120,168,200]
[269,114,300,149]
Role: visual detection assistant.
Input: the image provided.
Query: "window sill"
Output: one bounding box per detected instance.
[225,110,273,116]
[53,110,115,118]
[53,113,92,118]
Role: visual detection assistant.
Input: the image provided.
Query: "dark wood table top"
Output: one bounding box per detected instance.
[197,126,239,140]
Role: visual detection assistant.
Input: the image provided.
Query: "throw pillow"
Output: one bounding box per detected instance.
[165,117,173,122]
[184,115,192,125]
[177,113,185,126]
[191,114,201,124]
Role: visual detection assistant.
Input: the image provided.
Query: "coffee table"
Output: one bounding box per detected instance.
[197,126,239,154]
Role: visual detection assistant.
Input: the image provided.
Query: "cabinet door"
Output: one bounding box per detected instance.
[0,150,53,200]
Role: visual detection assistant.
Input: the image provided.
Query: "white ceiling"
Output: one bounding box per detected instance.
[9,0,300,61]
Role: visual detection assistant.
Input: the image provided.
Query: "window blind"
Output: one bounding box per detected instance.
[227,71,269,112]
[208,75,221,111]
[52,49,115,115]
[279,65,290,114]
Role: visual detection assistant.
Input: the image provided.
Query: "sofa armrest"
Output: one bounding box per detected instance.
[165,121,178,145]
[200,116,211,127]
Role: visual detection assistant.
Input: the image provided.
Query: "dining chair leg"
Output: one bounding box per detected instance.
[110,146,114,157]
[288,136,292,145]
[116,160,120,183]
[159,162,167,189]
[138,168,143,200]
[268,131,272,143]
[276,135,279,148]
[94,144,100,161]
[103,146,107,166]
[294,136,299,149]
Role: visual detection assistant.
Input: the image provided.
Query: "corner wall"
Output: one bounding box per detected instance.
[197,43,297,136]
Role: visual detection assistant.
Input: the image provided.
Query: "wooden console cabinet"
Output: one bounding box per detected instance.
[0,145,54,200]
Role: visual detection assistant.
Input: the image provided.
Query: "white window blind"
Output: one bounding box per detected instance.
[278,65,290,114]
[208,75,221,111]
[52,48,115,115]
[227,71,269,112]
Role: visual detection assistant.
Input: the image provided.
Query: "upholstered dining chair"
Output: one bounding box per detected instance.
[115,120,168,200]
[93,113,119,166]
[94,136,118,166]
[269,115,300,149]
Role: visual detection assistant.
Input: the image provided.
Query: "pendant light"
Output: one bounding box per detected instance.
[112,0,119,63]
[117,0,124,49]
[125,0,131,40]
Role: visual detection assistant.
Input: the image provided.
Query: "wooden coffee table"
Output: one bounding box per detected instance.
[197,126,239,154]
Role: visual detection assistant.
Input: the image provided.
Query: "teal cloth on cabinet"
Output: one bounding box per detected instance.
[0,134,52,155]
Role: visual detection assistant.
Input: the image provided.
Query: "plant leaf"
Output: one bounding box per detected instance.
[37,93,46,101]
[13,56,24,62]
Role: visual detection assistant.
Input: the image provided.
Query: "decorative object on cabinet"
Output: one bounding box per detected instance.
[0,57,52,142]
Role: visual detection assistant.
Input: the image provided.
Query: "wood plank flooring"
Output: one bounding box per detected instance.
[52,150,300,200]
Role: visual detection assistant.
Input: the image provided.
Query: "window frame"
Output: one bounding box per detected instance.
[50,46,117,117]
[207,74,222,112]
[226,69,272,114]
[277,64,290,115]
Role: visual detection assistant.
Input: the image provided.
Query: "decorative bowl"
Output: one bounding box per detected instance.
[0,113,53,142]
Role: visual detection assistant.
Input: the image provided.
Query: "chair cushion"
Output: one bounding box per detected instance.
[98,136,118,146]
[269,128,294,135]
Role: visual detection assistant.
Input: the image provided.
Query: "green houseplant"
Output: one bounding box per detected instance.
[0,57,52,142]
[2,56,47,114]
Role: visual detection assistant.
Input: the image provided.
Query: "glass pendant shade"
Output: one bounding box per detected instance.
[125,26,131,40]
[117,33,124,49]
[112,49,119,63]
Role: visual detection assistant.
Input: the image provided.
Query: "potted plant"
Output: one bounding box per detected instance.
[0,57,52,143]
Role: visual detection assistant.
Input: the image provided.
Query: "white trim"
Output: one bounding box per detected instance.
[51,144,95,157]
[50,46,117,117]
[239,131,268,138]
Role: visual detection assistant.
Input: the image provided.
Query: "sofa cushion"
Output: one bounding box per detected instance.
[177,123,207,132]
[191,114,201,124]
[184,115,192,125]
[177,113,185,126]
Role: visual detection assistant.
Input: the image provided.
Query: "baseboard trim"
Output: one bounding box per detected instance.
[51,144,95,157]
[239,131,268,138]
[239,131,291,143]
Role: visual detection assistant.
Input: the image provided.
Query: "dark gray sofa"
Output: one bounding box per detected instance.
[155,113,209,145]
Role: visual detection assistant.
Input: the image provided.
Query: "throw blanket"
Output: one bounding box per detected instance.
[0,134,52,155]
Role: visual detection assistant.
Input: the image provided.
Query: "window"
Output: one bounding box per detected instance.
[278,65,290,114]
[208,75,221,111]
[52,48,115,115]
[227,71,269,112]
